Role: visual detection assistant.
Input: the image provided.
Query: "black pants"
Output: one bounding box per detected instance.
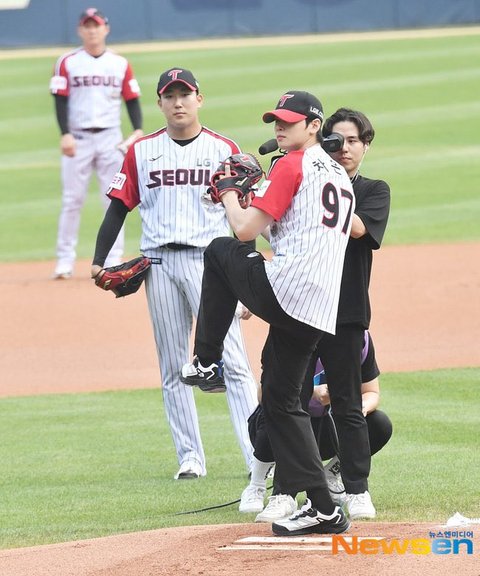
[303,326,371,493]
[249,404,392,474]
[312,409,393,460]
[194,237,333,508]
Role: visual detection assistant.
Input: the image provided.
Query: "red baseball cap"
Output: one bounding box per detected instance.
[263,91,324,124]
[157,68,199,95]
[79,8,109,26]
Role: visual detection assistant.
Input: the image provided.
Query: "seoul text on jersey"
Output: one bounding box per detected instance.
[146,168,211,189]
[72,75,121,87]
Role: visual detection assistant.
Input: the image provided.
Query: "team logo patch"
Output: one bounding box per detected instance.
[129,78,141,94]
[110,172,126,190]
[255,180,271,197]
[49,75,67,91]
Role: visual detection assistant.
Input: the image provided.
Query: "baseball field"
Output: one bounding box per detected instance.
[0,26,479,575]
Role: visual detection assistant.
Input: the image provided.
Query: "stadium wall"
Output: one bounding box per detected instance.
[0,0,479,47]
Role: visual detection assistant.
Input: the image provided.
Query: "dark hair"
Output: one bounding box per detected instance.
[322,108,375,145]
[305,116,323,144]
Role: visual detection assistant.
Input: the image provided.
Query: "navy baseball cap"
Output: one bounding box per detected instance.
[157,68,199,95]
[79,8,108,25]
[263,91,324,123]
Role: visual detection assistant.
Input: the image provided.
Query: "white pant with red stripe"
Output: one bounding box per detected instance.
[55,127,124,274]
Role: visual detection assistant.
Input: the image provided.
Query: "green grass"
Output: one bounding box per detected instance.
[1,31,479,550]
[1,32,480,261]
[1,368,479,549]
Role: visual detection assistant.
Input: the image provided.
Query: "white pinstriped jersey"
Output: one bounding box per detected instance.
[49,48,140,130]
[106,126,256,473]
[252,143,355,334]
[107,127,240,252]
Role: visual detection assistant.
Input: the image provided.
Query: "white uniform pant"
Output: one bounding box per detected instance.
[145,247,257,476]
[56,127,125,271]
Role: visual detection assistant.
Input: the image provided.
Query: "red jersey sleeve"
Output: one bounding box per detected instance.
[251,150,304,220]
[50,56,69,96]
[121,62,141,101]
[107,145,140,210]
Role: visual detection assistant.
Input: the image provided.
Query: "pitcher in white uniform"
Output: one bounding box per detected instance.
[50,8,143,278]
[182,91,354,536]
[91,67,257,480]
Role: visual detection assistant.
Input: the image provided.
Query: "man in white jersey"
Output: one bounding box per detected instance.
[91,67,257,480]
[181,91,354,535]
[50,8,143,279]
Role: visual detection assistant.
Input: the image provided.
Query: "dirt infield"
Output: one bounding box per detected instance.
[1,242,479,575]
[2,243,479,398]
[1,522,479,576]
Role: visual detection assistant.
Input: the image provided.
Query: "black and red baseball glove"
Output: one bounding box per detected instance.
[93,256,151,298]
[208,153,263,204]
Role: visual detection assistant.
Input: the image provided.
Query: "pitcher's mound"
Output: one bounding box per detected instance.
[1,521,479,576]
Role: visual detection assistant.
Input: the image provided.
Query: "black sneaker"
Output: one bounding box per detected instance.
[272,498,350,536]
[180,357,226,393]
